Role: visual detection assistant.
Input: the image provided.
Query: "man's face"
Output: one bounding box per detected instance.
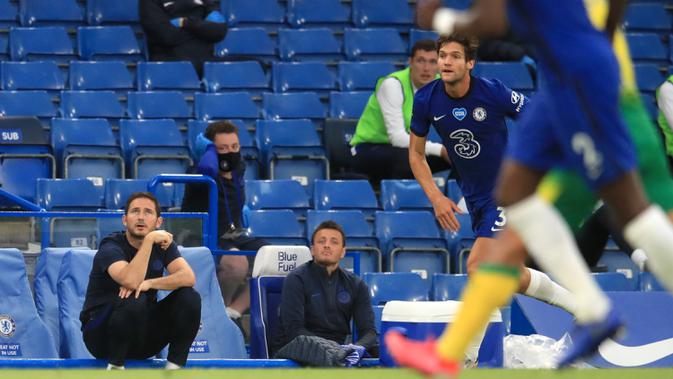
[311,228,346,267]
[122,197,162,239]
[213,132,240,154]
[409,49,439,88]
[438,41,474,86]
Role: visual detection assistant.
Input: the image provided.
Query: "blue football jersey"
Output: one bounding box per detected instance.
[411,76,527,204]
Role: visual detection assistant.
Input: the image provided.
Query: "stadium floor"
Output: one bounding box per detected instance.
[1,368,673,379]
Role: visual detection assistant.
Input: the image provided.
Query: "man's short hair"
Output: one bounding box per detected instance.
[204,120,239,141]
[311,220,346,247]
[436,32,479,62]
[124,192,161,218]
[411,39,437,58]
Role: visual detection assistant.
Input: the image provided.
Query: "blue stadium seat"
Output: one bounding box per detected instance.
[0,61,64,92]
[344,28,407,61]
[34,247,74,353]
[634,63,667,92]
[246,179,310,217]
[104,179,175,210]
[57,249,95,358]
[446,179,464,203]
[225,0,285,29]
[0,117,55,205]
[203,61,269,93]
[119,119,193,179]
[306,210,382,272]
[640,272,665,292]
[271,61,336,92]
[77,26,143,61]
[19,0,84,27]
[473,62,535,92]
[0,33,8,60]
[60,91,125,122]
[0,248,58,358]
[624,3,673,32]
[592,272,636,292]
[597,251,641,290]
[249,276,284,358]
[313,179,378,217]
[338,61,396,91]
[626,33,668,63]
[0,90,57,123]
[409,28,439,51]
[262,92,327,120]
[50,118,123,180]
[0,0,18,27]
[86,0,139,25]
[194,92,260,124]
[214,27,277,62]
[136,61,201,92]
[9,26,75,61]
[431,273,468,301]
[36,178,104,248]
[362,272,428,305]
[246,209,306,245]
[178,247,247,358]
[352,0,413,29]
[286,0,350,29]
[375,210,450,277]
[447,213,476,274]
[126,91,192,122]
[380,179,432,211]
[278,28,341,61]
[329,91,369,119]
[68,61,134,92]
[255,119,329,187]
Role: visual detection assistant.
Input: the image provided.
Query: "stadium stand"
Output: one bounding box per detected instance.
[285,0,350,29]
[380,179,433,212]
[278,28,342,61]
[9,26,75,61]
[68,61,134,92]
[126,91,192,123]
[18,0,85,27]
[202,61,269,94]
[328,91,369,119]
[271,61,336,93]
[225,0,286,29]
[194,92,260,125]
[214,27,277,62]
[362,272,429,305]
[136,61,201,92]
[0,0,18,28]
[0,61,64,92]
[343,28,407,61]
[59,90,125,122]
[313,179,379,218]
[86,0,140,26]
[337,61,397,91]
[246,209,306,245]
[246,179,310,218]
[77,26,143,61]
[351,0,413,29]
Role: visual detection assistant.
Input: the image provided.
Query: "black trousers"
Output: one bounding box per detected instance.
[82,287,201,366]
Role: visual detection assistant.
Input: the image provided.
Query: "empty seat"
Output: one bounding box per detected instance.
[447,213,476,274]
[203,61,269,93]
[60,91,125,120]
[119,119,193,178]
[136,61,201,92]
[50,118,124,180]
[626,33,668,62]
[0,0,18,27]
[338,61,396,91]
[431,273,468,301]
[0,117,55,205]
[592,272,636,292]
[262,92,326,120]
[473,62,535,92]
[597,250,641,289]
[0,61,64,92]
[634,63,666,92]
[104,178,176,210]
[57,249,95,358]
[86,0,139,25]
[68,61,134,92]
[323,118,359,177]
[214,27,276,61]
[255,119,329,186]
[409,28,439,50]
[0,90,57,121]
[0,248,58,358]
[329,91,369,119]
[19,0,84,26]
[271,61,336,92]
[286,0,350,29]
[624,3,673,32]
[278,28,341,61]
[375,210,450,277]
[225,0,285,29]
[352,0,413,29]
[9,26,75,61]
[344,28,407,61]
[246,179,310,217]
[380,179,432,211]
[246,209,305,245]
[0,33,8,60]
[194,92,260,123]
[362,272,428,305]
[313,180,378,216]
[126,91,191,120]
[77,26,143,61]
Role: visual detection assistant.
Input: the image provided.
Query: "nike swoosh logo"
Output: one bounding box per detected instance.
[490,226,503,232]
[433,115,446,121]
[598,337,673,366]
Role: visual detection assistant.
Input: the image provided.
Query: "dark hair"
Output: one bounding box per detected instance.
[124,192,161,218]
[311,220,346,247]
[436,32,479,62]
[411,39,437,58]
[204,120,239,141]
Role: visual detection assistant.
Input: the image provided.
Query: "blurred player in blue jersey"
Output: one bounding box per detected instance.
[386,0,673,374]
[409,33,576,324]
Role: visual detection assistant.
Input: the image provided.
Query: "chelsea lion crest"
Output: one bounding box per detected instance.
[472,107,487,122]
[0,315,16,338]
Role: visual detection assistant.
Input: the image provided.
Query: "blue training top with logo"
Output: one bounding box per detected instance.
[411,76,527,237]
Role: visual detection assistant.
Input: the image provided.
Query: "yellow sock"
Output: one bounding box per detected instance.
[436,264,519,362]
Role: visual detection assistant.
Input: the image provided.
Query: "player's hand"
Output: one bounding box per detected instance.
[416,0,442,30]
[431,195,463,232]
[119,287,133,299]
[134,280,153,299]
[147,230,173,250]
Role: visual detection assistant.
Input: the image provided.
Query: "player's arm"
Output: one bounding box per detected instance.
[131,256,196,298]
[658,82,673,131]
[410,132,462,231]
[378,78,412,149]
[605,0,628,42]
[108,230,173,290]
[417,0,508,37]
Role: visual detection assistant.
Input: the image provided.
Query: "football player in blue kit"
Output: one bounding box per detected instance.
[409,33,576,319]
[386,0,673,374]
